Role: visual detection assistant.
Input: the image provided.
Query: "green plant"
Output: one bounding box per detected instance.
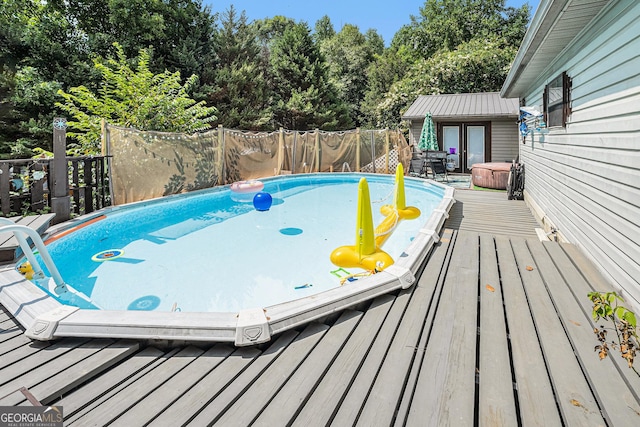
[589,291,638,376]
[57,43,217,154]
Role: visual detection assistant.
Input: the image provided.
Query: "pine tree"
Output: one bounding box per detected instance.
[269,22,352,130]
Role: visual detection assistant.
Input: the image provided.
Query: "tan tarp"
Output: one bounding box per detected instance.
[106,125,410,205]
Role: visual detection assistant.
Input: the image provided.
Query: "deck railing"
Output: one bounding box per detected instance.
[1,118,110,222]
[0,156,110,220]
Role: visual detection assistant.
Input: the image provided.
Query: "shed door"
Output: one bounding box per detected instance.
[443,126,460,170]
[438,122,491,173]
[466,125,486,170]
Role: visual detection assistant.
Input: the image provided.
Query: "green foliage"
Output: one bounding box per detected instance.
[313,15,336,43]
[57,44,217,154]
[208,6,270,130]
[589,291,638,375]
[3,0,532,151]
[393,0,529,61]
[320,24,376,126]
[373,36,517,128]
[269,22,352,130]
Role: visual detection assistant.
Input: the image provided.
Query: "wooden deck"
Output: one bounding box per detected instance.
[1,190,639,425]
[0,213,56,262]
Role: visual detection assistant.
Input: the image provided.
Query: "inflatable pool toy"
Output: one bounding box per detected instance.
[330,177,394,271]
[92,249,124,262]
[18,261,34,280]
[230,180,264,193]
[375,163,421,247]
[253,191,273,211]
[330,164,420,272]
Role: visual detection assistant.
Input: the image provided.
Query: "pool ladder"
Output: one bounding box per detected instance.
[0,218,67,292]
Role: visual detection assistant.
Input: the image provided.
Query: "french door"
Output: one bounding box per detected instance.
[439,122,491,173]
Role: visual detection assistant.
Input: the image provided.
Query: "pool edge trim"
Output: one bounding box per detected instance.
[0,180,455,347]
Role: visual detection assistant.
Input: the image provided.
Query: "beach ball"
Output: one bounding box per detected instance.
[253,192,273,211]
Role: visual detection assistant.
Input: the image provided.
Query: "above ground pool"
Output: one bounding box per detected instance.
[1,172,455,346]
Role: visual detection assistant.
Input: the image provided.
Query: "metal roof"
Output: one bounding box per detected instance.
[501,0,611,98]
[401,92,519,120]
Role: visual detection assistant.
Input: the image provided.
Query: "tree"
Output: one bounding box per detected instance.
[313,15,335,43]
[268,22,351,130]
[361,49,410,128]
[319,24,376,126]
[392,0,529,61]
[56,44,217,154]
[208,6,270,130]
[373,36,517,128]
[364,29,385,56]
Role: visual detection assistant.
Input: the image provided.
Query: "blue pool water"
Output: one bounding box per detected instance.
[29,174,445,312]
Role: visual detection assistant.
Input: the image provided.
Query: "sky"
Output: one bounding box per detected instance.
[204,0,535,46]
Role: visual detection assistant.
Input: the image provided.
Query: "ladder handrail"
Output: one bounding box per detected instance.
[0,219,65,287]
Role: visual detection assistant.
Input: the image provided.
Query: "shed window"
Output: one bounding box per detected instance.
[543,72,571,128]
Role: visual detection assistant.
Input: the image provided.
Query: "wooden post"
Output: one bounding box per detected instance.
[30,162,45,212]
[314,129,320,172]
[218,124,225,184]
[0,163,10,215]
[50,117,70,224]
[277,127,284,175]
[385,128,390,174]
[355,127,361,172]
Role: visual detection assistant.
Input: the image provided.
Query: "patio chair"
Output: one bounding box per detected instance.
[409,157,427,178]
[429,159,449,182]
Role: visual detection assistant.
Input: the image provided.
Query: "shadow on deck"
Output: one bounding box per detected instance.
[1,190,639,425]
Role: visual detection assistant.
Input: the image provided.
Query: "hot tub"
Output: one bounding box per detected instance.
[471,162,511,189]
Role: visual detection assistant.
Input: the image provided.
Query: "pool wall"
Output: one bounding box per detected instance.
[0,174,455,346]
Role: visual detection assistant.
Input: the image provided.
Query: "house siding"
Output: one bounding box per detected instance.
[409,121,422,147]
[519,0,640,307]
[491,119,519,162]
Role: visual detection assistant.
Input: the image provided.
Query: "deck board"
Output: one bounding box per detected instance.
[148,346,262,426]
[253,310,363,424]
[329,291,413,426]
[211,323,330,426]
[185,330,300,426]
[393,229,456,426]
[2,188,639,426]
[0,214,55,262]
[357,230,456,426]
[495,237,562,426]
[537,242,640,425]
[65,347,182,425]
[0,339,127,406]
[478,234,518,426]
[291,295,395,427]
[58,346,166,419]
[111,344,234,426]
[0,338,91,395]
[406,230,479,426]
[22,339,139,406]
[511,239,605,425]
[73,346,205,425]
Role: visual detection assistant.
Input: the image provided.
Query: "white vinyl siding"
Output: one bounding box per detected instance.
[520,0,640,307]
[491,119,519,162]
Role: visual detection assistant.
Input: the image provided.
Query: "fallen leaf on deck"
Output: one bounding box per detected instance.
[526,266,534,271]
[570,399,583,407]
[486,284,495,292]
[570,320,581,326]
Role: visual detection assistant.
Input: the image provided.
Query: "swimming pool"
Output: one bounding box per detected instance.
[0,173,455,346]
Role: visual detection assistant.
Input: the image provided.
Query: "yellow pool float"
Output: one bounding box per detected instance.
[330,164,420,272]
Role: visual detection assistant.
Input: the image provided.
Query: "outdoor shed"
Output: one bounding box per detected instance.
[501,0,640,309]
[402,92,519,173]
